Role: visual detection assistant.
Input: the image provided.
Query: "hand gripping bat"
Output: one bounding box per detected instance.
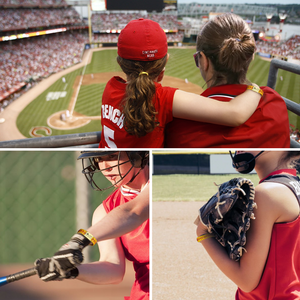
[0,267,37,287]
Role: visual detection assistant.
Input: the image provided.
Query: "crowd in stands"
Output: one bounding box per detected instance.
[0,82,34,113]
[148,13,178,31]
[290,126,300,143]
[0,0,68,8]
[91,13,182,43]
[92,12,179,33]
[0,32,88,99]
[92,32,183,43]
[0,7,85,31]
[92,12,145,32]
[256,35,300,60]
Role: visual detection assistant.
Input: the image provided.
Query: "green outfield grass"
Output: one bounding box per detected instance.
[152,173,260,202]
[16,48,300,138]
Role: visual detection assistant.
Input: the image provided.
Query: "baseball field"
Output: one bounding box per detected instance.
[0,46,299,141]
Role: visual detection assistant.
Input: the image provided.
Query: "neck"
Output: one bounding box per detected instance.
[255,161,288,181]
[124,165,149,191]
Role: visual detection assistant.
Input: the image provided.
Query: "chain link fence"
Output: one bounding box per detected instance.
[0,150,113,265]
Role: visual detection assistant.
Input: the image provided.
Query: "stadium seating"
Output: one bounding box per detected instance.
[91,12,179,33]
[0,8,86,31]
[256,35,300,60]
[0,32,88,103]
[0,0,68,8]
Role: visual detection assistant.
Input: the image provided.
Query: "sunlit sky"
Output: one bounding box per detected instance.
[178,0,300,4]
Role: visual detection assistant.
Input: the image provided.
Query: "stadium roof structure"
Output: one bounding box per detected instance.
[178,3,278,17]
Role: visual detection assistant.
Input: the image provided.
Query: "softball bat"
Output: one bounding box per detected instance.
[0,267,37,287]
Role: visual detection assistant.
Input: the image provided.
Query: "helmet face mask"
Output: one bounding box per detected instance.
[78,151,149,191]
[230,151,264,174]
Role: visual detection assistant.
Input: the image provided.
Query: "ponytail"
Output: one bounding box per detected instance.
[219,35,255,74]
[117,55,168,137]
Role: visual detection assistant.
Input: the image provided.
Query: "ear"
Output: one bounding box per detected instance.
[199,51,209,72]
[157,68,165,83]
[156,53,169,83]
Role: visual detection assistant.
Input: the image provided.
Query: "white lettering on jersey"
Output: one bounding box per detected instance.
[101,104,125,129]
[103,125,117,148]
[290,181,300,196]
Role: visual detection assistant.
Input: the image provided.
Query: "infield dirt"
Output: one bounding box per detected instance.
[153,201,237,300]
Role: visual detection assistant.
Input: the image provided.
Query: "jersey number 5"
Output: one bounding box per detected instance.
[103,125,117,148]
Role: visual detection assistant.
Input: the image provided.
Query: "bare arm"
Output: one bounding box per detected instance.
[172,87,261,127]
[87,184,149,241]
[35,187,148,283]
[77,204,126,285]
[195,184,282,292]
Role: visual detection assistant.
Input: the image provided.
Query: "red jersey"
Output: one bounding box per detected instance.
[99,76,176,148]
[236,169,300,299]
[102,185,149,300]
[165,84,290,148]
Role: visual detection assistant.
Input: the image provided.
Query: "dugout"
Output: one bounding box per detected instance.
[153,153,210,174]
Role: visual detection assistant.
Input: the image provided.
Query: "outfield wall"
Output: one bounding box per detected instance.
[153,153,255,175]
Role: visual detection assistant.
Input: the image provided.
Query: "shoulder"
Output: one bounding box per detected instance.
[254,182,287,210]
[156,82,177,93]
[105,76,126,89]
[92,188,123,222]
[201,84,243,99]
[255,181,290,200]
[102,188,122,211]
[255,181,298,222]
[92,203,107,225]
[260,86,284,100]
[155,84,177,111]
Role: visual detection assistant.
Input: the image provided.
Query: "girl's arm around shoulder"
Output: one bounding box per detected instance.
[172,88,261,126]
[196,184,279,292]
[76,204,126,285]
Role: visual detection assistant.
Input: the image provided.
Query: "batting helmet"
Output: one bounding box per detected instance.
[77,151,149,191]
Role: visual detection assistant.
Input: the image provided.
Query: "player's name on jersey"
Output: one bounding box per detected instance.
[102,104,125,129]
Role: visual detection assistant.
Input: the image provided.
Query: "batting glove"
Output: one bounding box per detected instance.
[35,229,97,282]
[35,256,80,281]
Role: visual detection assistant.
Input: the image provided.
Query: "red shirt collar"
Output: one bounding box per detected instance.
[259,169,297,184]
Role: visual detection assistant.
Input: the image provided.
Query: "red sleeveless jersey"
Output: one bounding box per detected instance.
[102,185,149,300]
[236,169,300,299]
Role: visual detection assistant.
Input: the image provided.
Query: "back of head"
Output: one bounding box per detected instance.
[196,13,256,86]
[118,18,168,62]
[117,18,168,137]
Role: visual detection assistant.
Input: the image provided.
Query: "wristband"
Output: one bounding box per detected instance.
[77,229,97,246]
[197,233,214,243]
[247,84,264,97]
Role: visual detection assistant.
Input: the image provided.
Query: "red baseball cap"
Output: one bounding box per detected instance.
[117,18,168,61]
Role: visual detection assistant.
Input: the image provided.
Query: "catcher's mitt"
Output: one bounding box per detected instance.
[198,177,256,261]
